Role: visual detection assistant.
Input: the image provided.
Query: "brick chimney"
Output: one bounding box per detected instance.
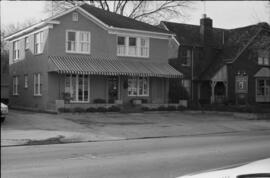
[200,14,213,45]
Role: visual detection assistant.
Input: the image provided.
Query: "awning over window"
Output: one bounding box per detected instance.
[48,56,182,78]
[254,67,270,77]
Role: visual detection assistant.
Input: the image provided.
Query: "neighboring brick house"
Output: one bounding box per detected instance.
[161,14,270,105]
[4,3,182,112]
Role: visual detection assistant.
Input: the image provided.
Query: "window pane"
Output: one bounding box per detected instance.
[129,37,136,46]
[83,75,89,101]
[71,75,76,101]
[78,75,83,101]
[68,32,76,41]
[118,36,125,45]
[138,77,143,95]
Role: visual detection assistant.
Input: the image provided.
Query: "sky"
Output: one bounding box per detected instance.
[1,1,269,30]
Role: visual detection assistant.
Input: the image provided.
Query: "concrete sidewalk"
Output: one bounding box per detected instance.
[1,110,270,146]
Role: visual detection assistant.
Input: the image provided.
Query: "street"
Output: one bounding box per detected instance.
[2,130,270,178]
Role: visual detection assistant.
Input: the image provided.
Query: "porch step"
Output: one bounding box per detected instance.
[120,104,143,113]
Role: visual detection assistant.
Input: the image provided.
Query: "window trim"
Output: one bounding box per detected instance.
[13,40,20,61]
[25,36,29,50]
[117,35,149,58]
[65,30,91,54]
[13,76,19,96]
[72,12,78,21]
[24,74,28,89]
[128,77,149,97]
[33,73,42,96]
[255,78,270,102]
[65,74,90,103]
[34,31,44,54]
[181,49,192,66]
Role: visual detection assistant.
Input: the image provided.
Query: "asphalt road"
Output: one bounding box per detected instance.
[2,131,270,178]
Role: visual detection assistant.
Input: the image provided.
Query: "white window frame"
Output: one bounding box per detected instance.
[182,79,191,94]
[13,76,19,95]
[34,31,44,54]
[181,49,192,66]
[25,36,29,50]
[72,12,78,21]
[33,73,42,96]
[65,74,90,103]
[24,74,28,88]
[13,40,19,61]
[117,36,149,58]
[66,30,91,54]
[128,77,149,97]
[256,78,270,102]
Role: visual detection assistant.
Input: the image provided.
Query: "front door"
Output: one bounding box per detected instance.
[108,76,118,103]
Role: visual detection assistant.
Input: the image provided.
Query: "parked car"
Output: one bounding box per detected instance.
[1,102,8,122]
[177,158,270,178]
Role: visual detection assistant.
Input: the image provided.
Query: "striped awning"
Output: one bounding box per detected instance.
[48,56,182,78]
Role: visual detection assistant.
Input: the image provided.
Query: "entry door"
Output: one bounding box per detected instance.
[108,76,118,103]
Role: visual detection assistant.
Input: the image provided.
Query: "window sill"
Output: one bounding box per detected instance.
[128,95,149,97]
[117,54,149,59]
[66,51,90,55]
[34,53,43,56]
[13,94,19,96]
[182,64,191,67]
[34,94,42,96]
[69,101,90,104]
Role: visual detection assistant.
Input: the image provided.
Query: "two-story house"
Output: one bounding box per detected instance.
[161,14,270,105]
[4,3,182,112]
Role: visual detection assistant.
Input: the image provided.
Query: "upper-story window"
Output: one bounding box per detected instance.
[117,36,149,58]
[181,49,192,66]
[258,51,269,66]
[13,40,19,61]
[72,12,78,21]
[34,31,44,54]
[25,36,29,50]
[66,30,90,54]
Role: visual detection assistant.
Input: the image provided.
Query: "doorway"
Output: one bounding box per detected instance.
[108,76,119,103]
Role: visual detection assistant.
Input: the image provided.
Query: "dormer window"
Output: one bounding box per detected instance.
[258,51,269,66]
[72,12,78,21]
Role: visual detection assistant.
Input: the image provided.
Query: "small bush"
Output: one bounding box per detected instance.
[58,107,72,113]
[177,105,186,111]
[93,98,106,104]
[86,107,97,112]
[73,107,85,113]
[157,105,167,111]
[141,99,148,104]
[107,106,121,112]
[96,107,107,112]
[167,105,177,111]
[141,107,150,111]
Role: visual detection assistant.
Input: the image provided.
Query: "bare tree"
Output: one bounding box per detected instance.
[44,1,193,25]
[2,18,38,36]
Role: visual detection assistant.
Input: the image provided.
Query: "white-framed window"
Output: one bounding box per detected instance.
[24,74,28,88]
[34,31,44,54]
[256,78,270,102]
[128,77,149,96]
[65,74,90,102]
[182,79,191,94]
[72,12,78,21]
[25,36,29,50]
[13,40,19,61]
[117,36,149,58]
[33,73,42,96]
[66,30,90,54]
[181,49,191,66]
[258,51,270,66]
[13,76,19,95]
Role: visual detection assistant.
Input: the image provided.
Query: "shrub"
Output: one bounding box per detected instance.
[157,105,167,111]
[167,105,177,111]
[177,105,186,111]
[107,106,121,112]
[96,107,107,112]
[58,107,72,113]
[86,107,97,112]
[73,107,85,113]
[141,99,148,104]
[141,107,150,111]
[169,78,189,103]
[93,98,106,104]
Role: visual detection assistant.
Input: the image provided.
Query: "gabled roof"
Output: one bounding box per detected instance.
[161,21,225,47]
[80,4,171,34]
[254,67,270,77]
[5,3,172,41]
[163,20,270,80]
